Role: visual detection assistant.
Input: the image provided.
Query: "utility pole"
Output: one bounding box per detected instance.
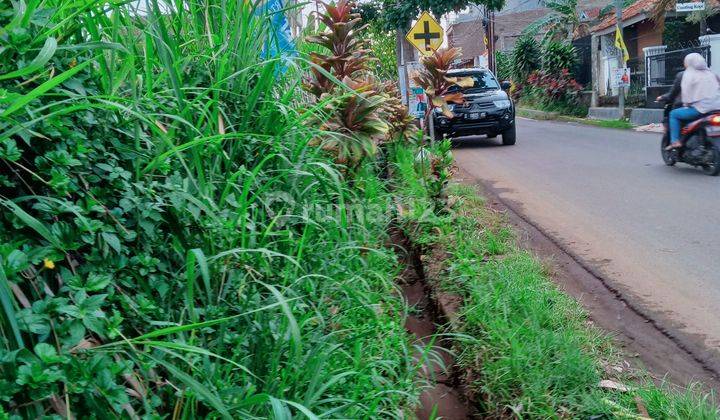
[615,0,625,117]
[488,9,496,73]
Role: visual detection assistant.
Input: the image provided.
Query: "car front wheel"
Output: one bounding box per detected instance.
[501,125,516,145]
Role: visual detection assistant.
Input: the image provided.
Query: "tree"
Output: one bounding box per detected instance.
[524,0,589,42]
[381,0,505,31]
[356,1,398,80]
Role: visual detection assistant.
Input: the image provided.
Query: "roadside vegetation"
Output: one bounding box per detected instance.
[2,0,715,418]
[0,1,424,417]
[561,116,634,129]
[390,148,719,418]
[509,36,588,117]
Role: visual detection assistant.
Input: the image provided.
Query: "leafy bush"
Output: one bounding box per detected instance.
[542,41,578,75]
[495,50,512,82]
[511,36,541,82]
[305,0,392,167]
[522,69,585,115]
[0,0,420,418]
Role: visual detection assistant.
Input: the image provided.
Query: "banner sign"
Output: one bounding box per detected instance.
[614,67,631,87]
[406,61,427,119]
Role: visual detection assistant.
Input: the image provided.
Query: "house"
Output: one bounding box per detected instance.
[494,9,551,51]
[589,0,720,106]
[447,17,487,66]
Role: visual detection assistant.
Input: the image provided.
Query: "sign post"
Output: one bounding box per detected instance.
[405,12,444,57]
[406,12,444,139]
[614,0,625,117]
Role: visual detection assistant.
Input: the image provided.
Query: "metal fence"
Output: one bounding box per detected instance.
[646,45,711,87]
[627,57,645,97]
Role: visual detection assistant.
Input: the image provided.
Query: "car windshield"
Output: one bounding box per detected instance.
[448,71,499,92]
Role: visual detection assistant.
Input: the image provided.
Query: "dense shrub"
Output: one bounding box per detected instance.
[495,50,512,82]
[511,36,541,82]
[542,41,578,75]
[522,69,585,115]
[0,1,419,418]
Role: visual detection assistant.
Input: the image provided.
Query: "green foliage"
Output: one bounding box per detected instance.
[663,19,686,49]
[367,23,398,80]
[494,51,512,82]
[542,41,577,74]
[413,138,453,211]
[381,0,505,31]
[353,0,396,80]
[524,0,589,41]
[511,36,541,82]
[521,70,585,116]
[0,0,419,417]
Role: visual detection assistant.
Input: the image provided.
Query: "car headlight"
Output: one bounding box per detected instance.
[493,99,511,108]
[447,104,455,111]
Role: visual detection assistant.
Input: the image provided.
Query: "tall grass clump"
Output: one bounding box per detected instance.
[0,0,421,417]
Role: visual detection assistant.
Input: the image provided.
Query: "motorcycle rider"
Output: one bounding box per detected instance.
[656,70,683,109]
[665,53,720,150]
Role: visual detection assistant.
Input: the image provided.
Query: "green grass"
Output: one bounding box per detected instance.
[0,1,422,418]
[558,116,634,130]
[389,147,719,418]
[517,107,634,130]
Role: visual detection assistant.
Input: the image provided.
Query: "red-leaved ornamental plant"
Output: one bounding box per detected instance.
[412,47,474,118]
[526,68,582,100]
[380,81,414,142]
[305,0,372,96]
[305,0,392,166]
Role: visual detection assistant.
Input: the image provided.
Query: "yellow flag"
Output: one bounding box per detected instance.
[614,27,630,64]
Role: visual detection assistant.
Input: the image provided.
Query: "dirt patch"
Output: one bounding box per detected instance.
[453,167,720,392]
[390,228,476,419]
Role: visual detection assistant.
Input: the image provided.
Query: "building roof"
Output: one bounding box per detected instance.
[579,7,601,22]
[591,0,659,32]
[495,8,550,37]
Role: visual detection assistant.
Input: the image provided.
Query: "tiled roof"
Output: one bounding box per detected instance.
[579,7,601,21]
[591,0,658,32]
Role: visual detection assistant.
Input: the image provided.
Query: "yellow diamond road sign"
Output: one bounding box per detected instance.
[406,12,444,56]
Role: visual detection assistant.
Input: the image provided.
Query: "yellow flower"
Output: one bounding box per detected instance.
[43,258,55,269]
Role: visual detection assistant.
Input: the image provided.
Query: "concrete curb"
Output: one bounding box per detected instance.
[516,107,560,120]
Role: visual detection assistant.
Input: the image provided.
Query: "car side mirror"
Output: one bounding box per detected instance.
[501,81,511,91]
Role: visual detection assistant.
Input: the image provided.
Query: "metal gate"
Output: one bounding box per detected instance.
[646,45,711,87]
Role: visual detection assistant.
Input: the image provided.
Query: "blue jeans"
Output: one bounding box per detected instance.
[669,106,701,143]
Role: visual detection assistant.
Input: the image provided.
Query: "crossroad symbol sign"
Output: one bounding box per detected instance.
[406,12,444,56]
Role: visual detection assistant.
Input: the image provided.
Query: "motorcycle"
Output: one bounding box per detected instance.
[660,101,720,176]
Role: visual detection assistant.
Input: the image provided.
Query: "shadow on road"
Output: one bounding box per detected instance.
[450,135,504,149]
[650,163,720,179]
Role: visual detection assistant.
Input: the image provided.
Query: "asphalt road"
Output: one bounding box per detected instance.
[453,117,720,364]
